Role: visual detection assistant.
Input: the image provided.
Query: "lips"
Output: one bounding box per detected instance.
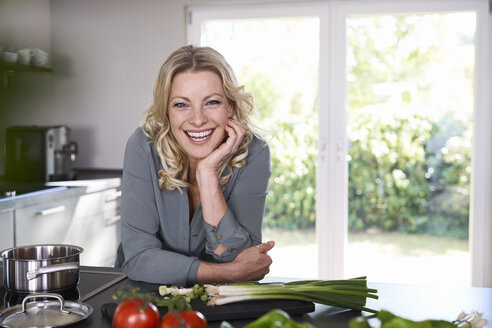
[185,129,213,142]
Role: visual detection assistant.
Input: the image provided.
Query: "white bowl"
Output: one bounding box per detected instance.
[17,49,33,65]
[2,51,18,63]
[31,48,49,67]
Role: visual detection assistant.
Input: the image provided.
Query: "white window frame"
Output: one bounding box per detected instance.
[187,0,492,288]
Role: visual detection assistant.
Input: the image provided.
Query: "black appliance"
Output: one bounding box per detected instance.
[5,125,78,182]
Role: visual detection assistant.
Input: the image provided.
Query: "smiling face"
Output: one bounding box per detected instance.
[168,70,233,165]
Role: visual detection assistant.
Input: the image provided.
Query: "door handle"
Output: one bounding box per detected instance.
[34,205,66,216]
[105,215,121,226]
[105,190,121,203]
[318,140,327,162]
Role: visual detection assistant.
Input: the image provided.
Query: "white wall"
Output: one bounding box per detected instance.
[0,0,491,172]
[0,0,51,49]
[48,0,186,168]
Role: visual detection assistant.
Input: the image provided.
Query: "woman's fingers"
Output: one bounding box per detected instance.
[231,241,275,281]
[227,120,245,152]
[223,124,237,153]
[206,120,244,163]
[256,240,275,253]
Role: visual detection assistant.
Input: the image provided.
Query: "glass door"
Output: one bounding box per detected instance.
[328,0,491,287]
[189,0,491,287]
[345,11,476,286]
[188,3,325,278]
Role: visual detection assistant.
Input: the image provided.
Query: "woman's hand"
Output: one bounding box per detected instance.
[196,120,245,178]
[228,241,275,282]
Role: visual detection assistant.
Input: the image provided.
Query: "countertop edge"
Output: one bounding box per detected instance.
[0,177,121,211]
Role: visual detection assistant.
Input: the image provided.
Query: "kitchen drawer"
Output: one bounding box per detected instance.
[0,210,14,251]
[63,210,121,267]
[64,188,121,266]
[71,188,121,220]
[15,196,79,246]
[81,214,120,266]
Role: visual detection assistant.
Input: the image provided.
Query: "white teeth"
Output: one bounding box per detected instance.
[186,129,212,141]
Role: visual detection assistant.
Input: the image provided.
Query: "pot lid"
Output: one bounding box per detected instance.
[0,293,93,328]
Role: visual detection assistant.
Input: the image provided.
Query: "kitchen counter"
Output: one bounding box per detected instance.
[1,265,491,328]
[0,168,121,211]
[0,184,88,212]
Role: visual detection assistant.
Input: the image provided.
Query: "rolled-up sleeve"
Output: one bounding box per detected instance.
[120,130,200,286]
[204,140,271,262]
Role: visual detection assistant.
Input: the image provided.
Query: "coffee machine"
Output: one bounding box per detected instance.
[5,125,78,182]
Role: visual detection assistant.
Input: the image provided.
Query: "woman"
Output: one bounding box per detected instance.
[119,45,274,286]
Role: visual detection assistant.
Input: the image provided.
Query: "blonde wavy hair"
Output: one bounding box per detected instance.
[143,45,255,191]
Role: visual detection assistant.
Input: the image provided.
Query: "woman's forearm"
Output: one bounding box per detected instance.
[196,168,228,228]
[195,120,246,228]
[196,261,235,284]
[196,168,230,256]
[196,241,274,284]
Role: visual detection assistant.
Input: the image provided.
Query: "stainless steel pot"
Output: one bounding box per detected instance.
[1,244,83,293]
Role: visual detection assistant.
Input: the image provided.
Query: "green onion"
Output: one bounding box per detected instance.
[203,277,378,314]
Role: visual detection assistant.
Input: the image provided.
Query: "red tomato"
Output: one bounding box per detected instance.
[113,298,160,328]
[160,310,207,328]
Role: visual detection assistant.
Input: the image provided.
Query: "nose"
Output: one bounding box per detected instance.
[189,106,207,126]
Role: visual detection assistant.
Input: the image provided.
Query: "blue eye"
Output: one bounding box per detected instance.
[173,103,187,109]
[206,100,220,106]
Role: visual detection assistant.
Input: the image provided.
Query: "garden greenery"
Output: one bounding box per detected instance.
[242,14,472,239]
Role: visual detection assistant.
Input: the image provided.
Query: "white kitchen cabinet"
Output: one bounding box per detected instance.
[15,196,79,246]
[0,210,14,252]
[4,178,122,267]
[63,187,121,266]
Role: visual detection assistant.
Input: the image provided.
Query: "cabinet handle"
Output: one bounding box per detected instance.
[105,215,121,226]
[105,190,122,203]
[34,205,66,216]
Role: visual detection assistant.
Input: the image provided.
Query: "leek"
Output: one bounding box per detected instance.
[160,277,378,314]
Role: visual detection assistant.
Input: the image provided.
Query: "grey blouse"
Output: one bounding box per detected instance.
[120,128,271,286]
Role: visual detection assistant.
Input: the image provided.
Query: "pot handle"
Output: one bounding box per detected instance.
[18,293,70,314]
[26,262,80,280]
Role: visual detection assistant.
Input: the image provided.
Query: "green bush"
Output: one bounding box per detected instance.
[347,107,436,233]
[347,106,470,238]
[243,74,471,237]
[262,115,317,229]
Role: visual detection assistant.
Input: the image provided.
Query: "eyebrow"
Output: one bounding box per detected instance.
[170,93,225,102]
